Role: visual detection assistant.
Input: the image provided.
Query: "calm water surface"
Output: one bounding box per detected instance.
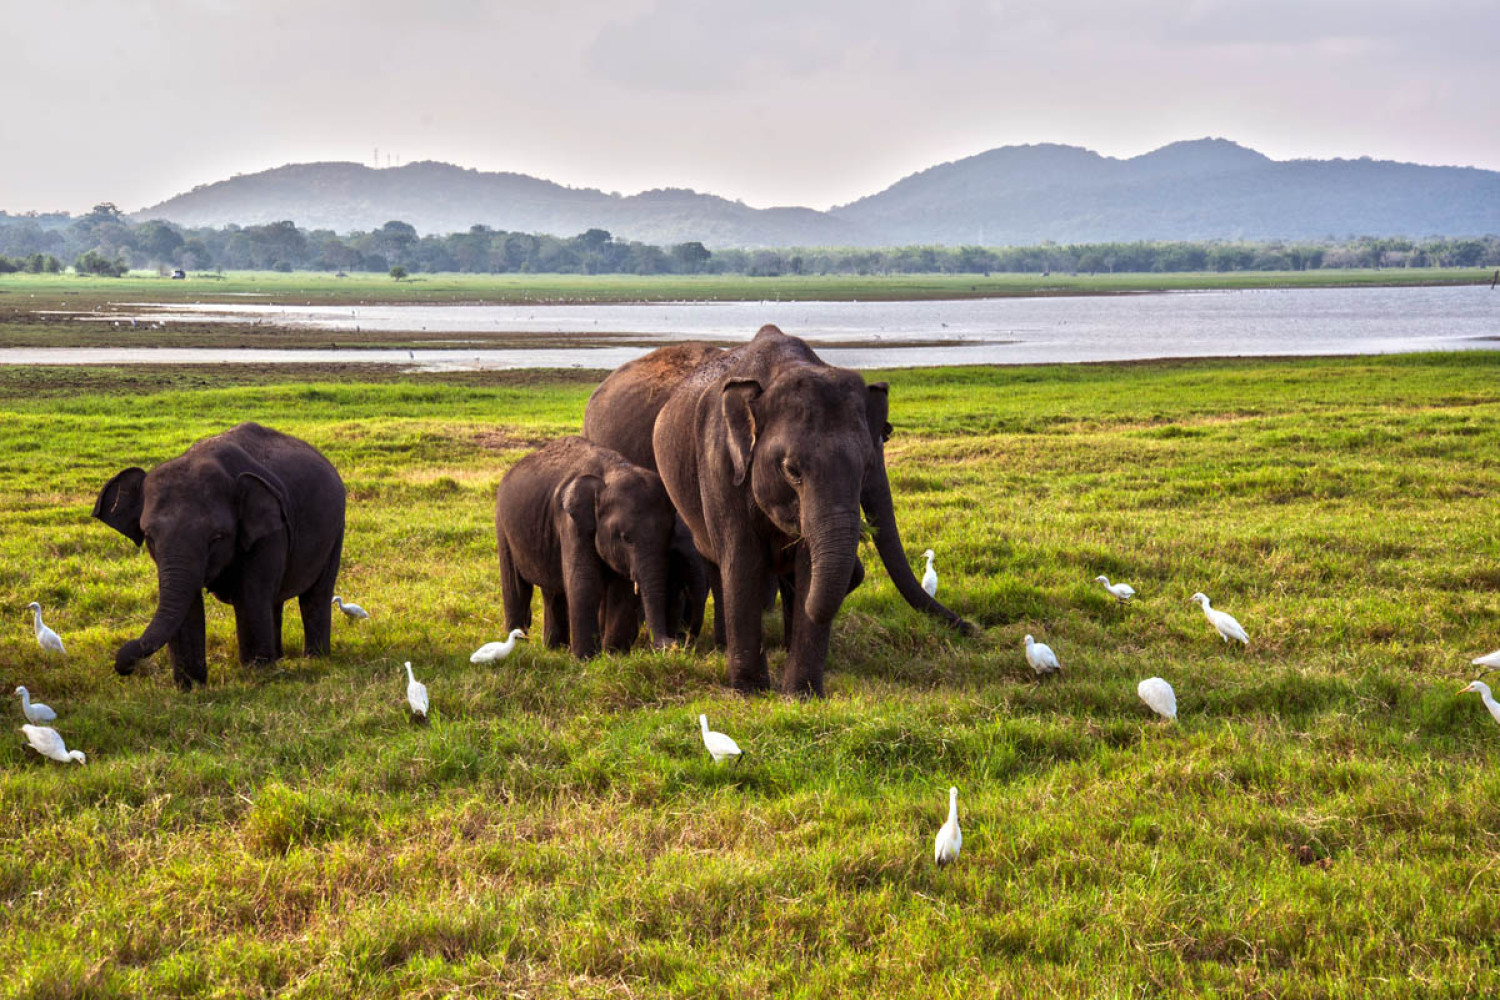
[7,285,1496,368]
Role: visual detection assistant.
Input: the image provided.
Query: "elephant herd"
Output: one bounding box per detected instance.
[92,325,971,696]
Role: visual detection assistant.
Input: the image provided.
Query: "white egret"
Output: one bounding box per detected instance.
[21,724,85,764]
[14,686,56,724]
[332,596,370,620]
[1459,680,1500,726]
[1137,677,1177,721]
[699,714,742,764]
[1472,650,1500,670]
[471,629,527,663]
[25,602,65,654]
[1094,575,1137,603]
[1190,592,1248,645]
[404,662,429,718]
[1024,634,1061,675]
[920,549,938,598]
[934,786,962,867]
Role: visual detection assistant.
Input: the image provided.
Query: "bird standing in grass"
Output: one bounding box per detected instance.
[934,786,962,867]
[1138,677,1177,721]
[21,724,85,764]
[471,629,527,663]
[332,596,370,620]
[1024,634,1061,675]
[15,686,56,724]
[1472,650,1500,670]
[1190,592,1248,645]
[1095,575,1137,603]
[404,662,429,719]
[699,714,741,764]
[1459,680,1500,726]
[25,602,65,654]
[921,549,938,598]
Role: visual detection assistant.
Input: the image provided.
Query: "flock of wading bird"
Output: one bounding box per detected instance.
[18,572,1500,867]
[13,325,1500,869]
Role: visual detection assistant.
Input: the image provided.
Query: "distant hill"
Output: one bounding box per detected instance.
[832,139,1500,244]
[137,161,873,248]
[136,139,1500,247]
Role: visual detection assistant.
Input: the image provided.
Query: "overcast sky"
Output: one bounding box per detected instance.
[4,0,1497,214]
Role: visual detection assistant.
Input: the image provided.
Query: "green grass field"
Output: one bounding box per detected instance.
[3,354,1500,997]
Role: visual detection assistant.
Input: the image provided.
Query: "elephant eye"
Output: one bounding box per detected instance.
[782,459,802,486]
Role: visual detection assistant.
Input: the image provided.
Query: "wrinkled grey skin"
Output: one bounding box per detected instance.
[584,343,718,644]
[93,422,346,690]
[494,436,679,658]
[587,326,972,697]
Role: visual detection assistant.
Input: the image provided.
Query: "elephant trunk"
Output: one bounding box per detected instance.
[803,505,862,626]
[636,560,674,650]
[862,460,975,635]
[116,561,201,674]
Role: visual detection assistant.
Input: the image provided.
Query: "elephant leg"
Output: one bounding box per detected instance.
[298,538,340,657]
[274,602,285,659]
[784,542,832,698]
[542,589,570,649]
[498,537,534,634]
[233,598,280,666]
[720,549,771,693]
[166,590,208,690]
[601,578,642,652]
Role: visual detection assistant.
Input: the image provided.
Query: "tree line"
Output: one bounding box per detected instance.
[3,204,1498,277]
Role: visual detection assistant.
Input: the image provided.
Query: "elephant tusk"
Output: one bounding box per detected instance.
[634,580,640,597]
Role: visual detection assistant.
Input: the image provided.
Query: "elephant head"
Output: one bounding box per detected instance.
[558,466,678,649]
[721,365,875,626]
[94,461,290,674]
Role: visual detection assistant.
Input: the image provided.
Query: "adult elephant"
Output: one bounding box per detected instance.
[93,422,346,690]
[586,326,971,696]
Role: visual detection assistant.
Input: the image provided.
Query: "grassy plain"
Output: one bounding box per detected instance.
[2,353,1500,997]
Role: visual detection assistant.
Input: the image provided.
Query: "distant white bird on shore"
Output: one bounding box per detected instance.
[14,686,56,724]
[921,549,938,597]
[404,662,428,718]
[1472,650,1500,670]
[1095,575,1137,603]
[471,629,527,663]
[25,602,65,654]
[1190,592,1248,645]
[934,786,962,867]
[699,714,741,764]
[1024,634,1061,675]
[332,596,370,620]
[1459,680,1500,726]
[1138,677,1177,721]
[21,724,85,764]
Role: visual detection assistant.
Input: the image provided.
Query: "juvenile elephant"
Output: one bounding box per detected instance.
[587,326,971,696]
[494,436,679,658]
[93,422,346,689]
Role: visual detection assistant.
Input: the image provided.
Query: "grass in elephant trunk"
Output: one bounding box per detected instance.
[1,352,1499,996]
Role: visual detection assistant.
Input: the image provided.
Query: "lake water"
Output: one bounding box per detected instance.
[8,285,1497,369]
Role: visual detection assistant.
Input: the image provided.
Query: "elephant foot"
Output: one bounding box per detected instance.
[729,656,771,695]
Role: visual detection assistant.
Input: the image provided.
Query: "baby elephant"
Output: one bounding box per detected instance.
[495,436,679,657]
[94,422,346,689]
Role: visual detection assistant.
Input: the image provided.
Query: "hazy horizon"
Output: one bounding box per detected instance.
[4,0,1497,215]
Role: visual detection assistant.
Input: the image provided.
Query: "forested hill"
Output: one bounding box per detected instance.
[832,139,1500,244]
[138,161,873,249]
[136,140,1500,246]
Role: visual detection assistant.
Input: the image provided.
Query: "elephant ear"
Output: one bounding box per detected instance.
[559,474,604,536]
[866,382,893,444]
[721,378,763,487]
[93,467,147,546]
[236,472,289,552]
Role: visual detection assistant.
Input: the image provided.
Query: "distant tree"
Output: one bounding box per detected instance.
[389,265,407,281]
[74,250,127,276]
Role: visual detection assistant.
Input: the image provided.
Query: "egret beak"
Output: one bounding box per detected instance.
[1459,684,1474,694]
